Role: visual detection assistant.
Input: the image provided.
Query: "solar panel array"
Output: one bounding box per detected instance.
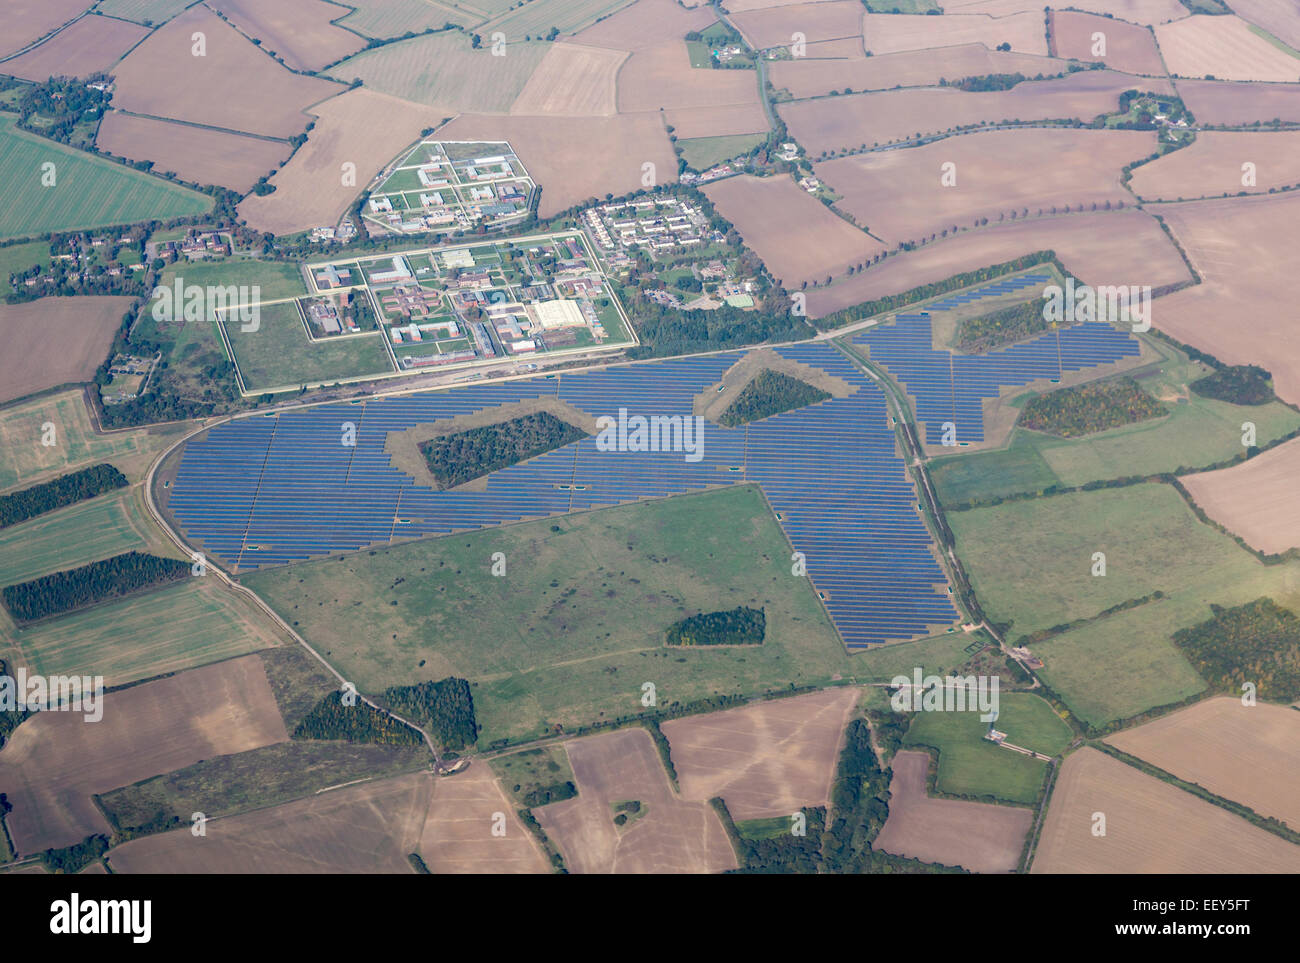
[925,272,1049,312]
[169,344,957,648]
[853,315,1141,443]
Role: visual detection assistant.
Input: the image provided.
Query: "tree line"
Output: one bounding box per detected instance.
[380,676,477,752]
[0,464,127,529]
[2,551,190,625]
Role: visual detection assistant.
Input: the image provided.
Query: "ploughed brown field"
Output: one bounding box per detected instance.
[1175,78,1300,125]
[731,1,867,49]
[1156,192,1300,404]
[779,70,1172,152]
[663,687,860,820]
[1180,437,1300,556]
[1050,10,1166,75]
[207,0,366,72]
[1230,0,1300,49]
[0,296,134,404]
[111,6,344,139]
[418,761,549,873]
[862,11,1048,56]
[806,209,1190,317]
[1129,130,1300,200]
[874,750,1033,873]
[572,0,713,50]
[946,0,1187,21]
[535,727,738,874]
[0,0,89,59]
[97,112,293,194]
[0,14,149,81]
[1031,747,1300,873]
[510,42,626,116]
[1156,14,1300,83]
[616,42,763,113]
[0,655,288,854]
[704,174,886,288]
[664,102,770,138]
[817,127,1156,246]
[1107,697,1300,829]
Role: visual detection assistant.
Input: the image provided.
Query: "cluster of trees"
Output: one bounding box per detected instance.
[42,834,110,874]
[1190,364,1275,405]
[666,606,765,646]
[523,780,577,808]
[0,659,28,750]
[718,369,830,427]
[0,464,127,528]
[954,298,1050,352]
[624,291,814,359]
[864,705,913,758]
[292,691,425,746]
[2,552,190,625]
[1019,378,1168,437]
[380,676,477,751]
[1172,598,1300,702]
[421,413,588,489]
[5,76,112,147]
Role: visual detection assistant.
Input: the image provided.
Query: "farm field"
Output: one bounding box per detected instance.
[1051,10,1166,75]
[0,655,287,855]
[948,0,1186,22]
[111,6,343,138]
[902,691,1071,804]
[243,485,854,747]
[664,102,770,138]
[573,0,714,49]
[662,687,860,820]
[156,257,308,304]
[0,0,89,59]
[238,88,446,237]
[93,0,195,24]
[1156,193,1300,404]
[861,11,1048,56]
[873,750,1032,873]
[817,128,1154,247]
[1174,77,1300,124]
[0,240,50,296]
[108,771,430,873]
[0,296,132,404]
[616,43,763,113]
[418,763,550,873]
[206,0,366,72]
[702,174,885,288]
[1181,437,1300,556]
[333,0,482,36]
[731,1,869,49]
[1031,747,1300,873]
[1130,130,1300,200]
[2,578,289,689]
[509,42,625,115]
[536,727,738,873]
[1231,0,1300,49]
[0,116,211,241]
[1107,697,1300,829]
[97,112,292,194]
[807,210,1190,318]
[779,70,1172,152]
[484,0,634,37]
[224,301,393,394]
[0,390,187,491]
[0,13,149,81]
[1156,14,1300,83]
[769,44,1069,98]
[677,132,766,170]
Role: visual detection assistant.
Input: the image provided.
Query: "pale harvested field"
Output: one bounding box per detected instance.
[1181,436,1300,555]
[731,1,868,49]
[806,209,1190,316]
[207,0,365,71]
[664,102,770,137]
[770,44,1069,98]
[1231,0,1300,49]
[863,12,1047,56]
[1032,747,1300,873]
[97,112,292,193]
[617,42,762,112]
[418,762,549,873]
[725,0,853,11]
[818,127,1155,246]
[663,688,860,820]
[1051,10,1165,75]
[946,0,1187,23]
[1130,130,1300,200]
[0,297,132,404]
[111,6,343,138]
[537,728,738,874]
[1176,78,1300,125]
[437,112,677,217]
[1157,192,1300,404]
[874,751,1032,873]
[801,36,866,57]
[0,14,148,81]
[704,174,886,287]
[107,772,430,873]
[1108,697,1300,829]
[239,88,447,236]
[510,42,626,116]
[1157,14,1300,83]
[0,655,287,855]
[780,70,1171,152]
[574,0,714,50]
[0,0,90,59]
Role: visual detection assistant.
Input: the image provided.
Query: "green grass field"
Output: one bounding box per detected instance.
[677,133,766,171]
[0,116,210,241]
[336,0,483,36]
[0,240,50,296]
[903,692,1068,804]
[157,258,309,303]
[490,745,578,806]
[484,0,634,37]
[93,0,197,24]
[224,301,393,393]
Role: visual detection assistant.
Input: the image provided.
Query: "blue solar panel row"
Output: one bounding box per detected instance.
[925,273,1050,312]
[169,345,960,648]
